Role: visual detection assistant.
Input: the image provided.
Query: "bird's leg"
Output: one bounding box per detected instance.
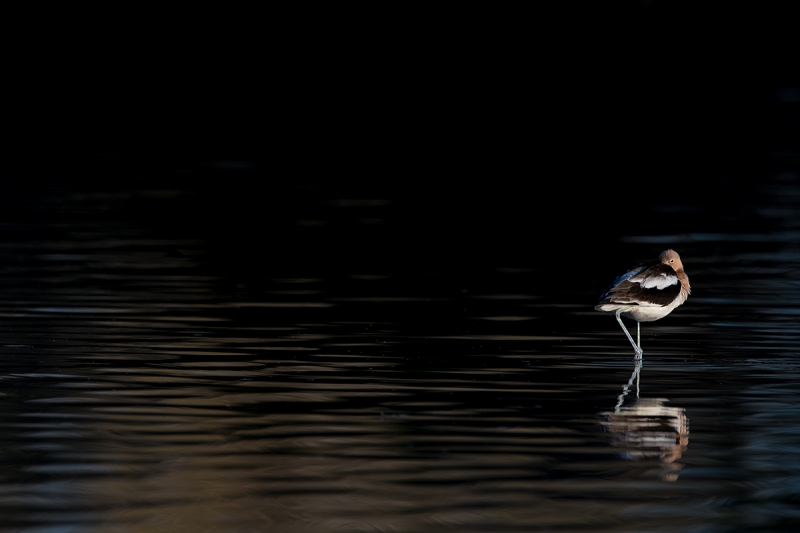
[615,310,643,359]
[636,320,642,350]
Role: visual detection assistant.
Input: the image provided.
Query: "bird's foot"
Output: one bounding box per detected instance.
[634,348,643,360]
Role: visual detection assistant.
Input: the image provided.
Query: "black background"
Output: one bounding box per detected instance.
[3,2,798,284]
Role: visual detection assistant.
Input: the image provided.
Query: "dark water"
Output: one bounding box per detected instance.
[0,161,798,532]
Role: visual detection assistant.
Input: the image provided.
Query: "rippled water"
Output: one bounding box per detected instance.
[0,164,799,533]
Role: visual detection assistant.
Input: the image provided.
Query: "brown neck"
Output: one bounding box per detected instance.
[676,270,691,300]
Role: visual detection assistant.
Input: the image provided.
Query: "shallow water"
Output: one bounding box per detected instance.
[0,163,799,533]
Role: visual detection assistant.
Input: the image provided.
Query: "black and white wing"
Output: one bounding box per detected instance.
[598,262,680,307]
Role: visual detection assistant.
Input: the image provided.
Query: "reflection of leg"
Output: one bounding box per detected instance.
[615,310,643,358]
[615,358,643,413]
[636,367,640,398]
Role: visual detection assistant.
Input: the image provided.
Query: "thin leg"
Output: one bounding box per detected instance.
[637,321,641,350]
[615,310,643,359]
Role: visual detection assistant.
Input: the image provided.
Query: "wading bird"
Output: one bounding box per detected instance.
[595,249,690,358]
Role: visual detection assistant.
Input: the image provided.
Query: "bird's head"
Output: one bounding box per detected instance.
[659,249,684,271]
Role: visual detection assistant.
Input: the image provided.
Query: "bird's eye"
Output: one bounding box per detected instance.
[670,259,674,263]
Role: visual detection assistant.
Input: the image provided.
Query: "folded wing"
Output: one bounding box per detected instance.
[598,263,680,307]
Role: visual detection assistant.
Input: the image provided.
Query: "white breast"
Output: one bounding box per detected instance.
[622,302,680,322]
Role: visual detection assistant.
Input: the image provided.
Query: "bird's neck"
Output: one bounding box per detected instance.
[676,269,691,300]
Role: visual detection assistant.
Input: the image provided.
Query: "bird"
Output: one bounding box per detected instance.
[595,249,690,359]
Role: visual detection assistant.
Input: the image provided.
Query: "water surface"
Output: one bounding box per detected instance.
[0,166,799,533]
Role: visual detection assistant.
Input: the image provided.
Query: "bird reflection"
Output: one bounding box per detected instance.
[599,360,689,481]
